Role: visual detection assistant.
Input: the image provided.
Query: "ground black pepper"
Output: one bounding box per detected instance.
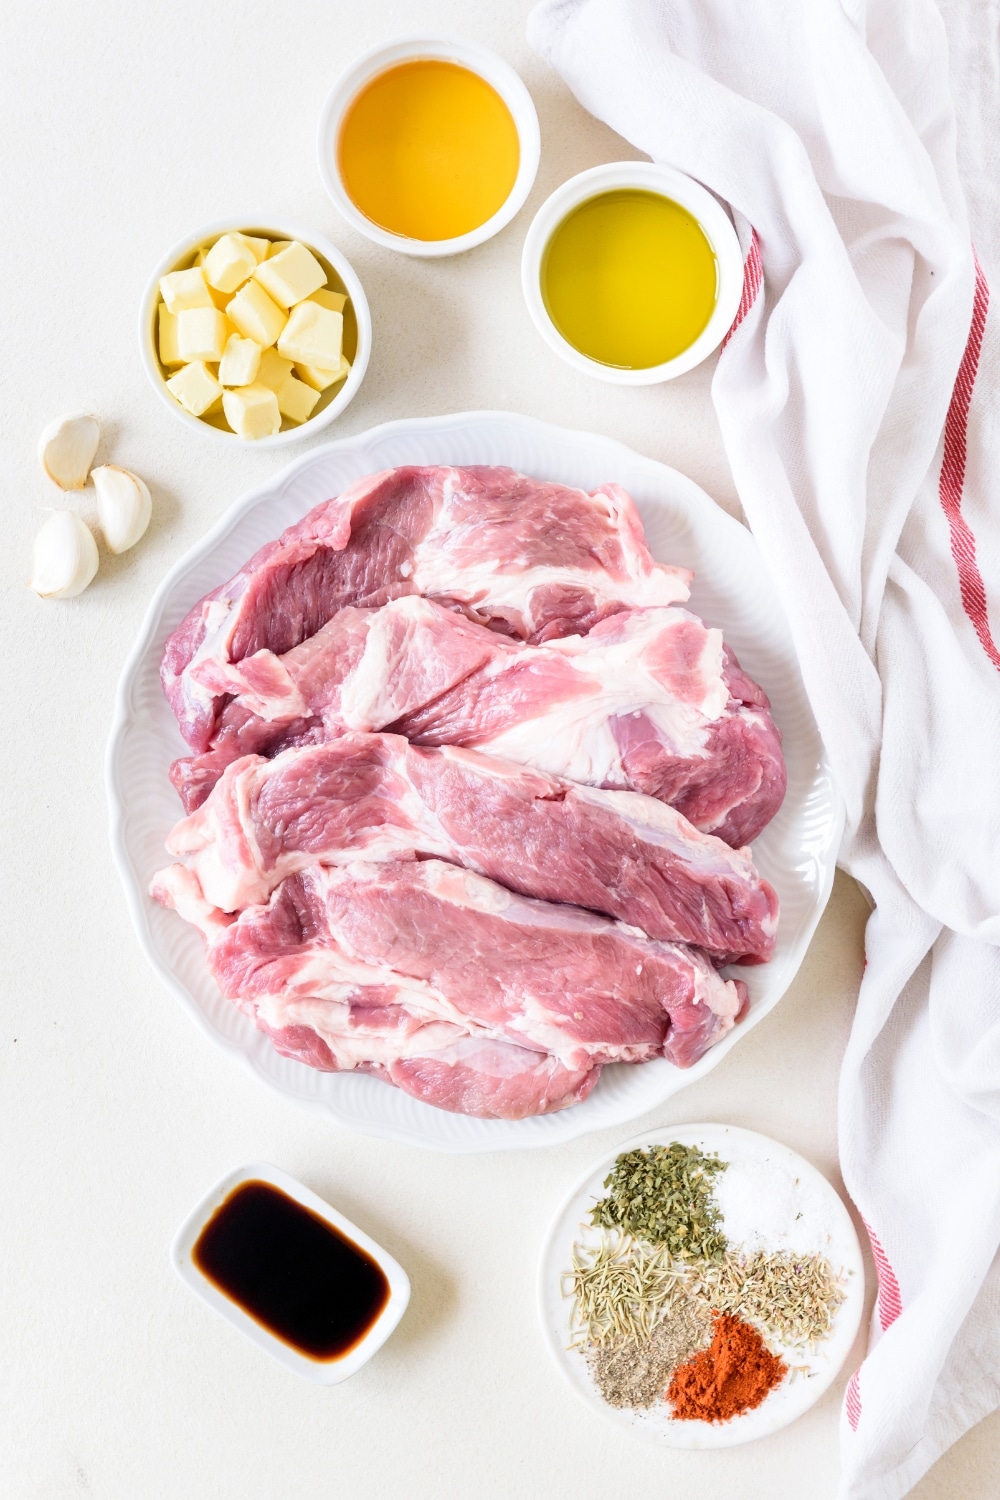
[586,1298,713,1408]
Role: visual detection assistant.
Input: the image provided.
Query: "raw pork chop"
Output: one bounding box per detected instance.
[155,858,747,1114]
[160,864,598,1119]
[175,596,786,846]
[157,732,779,964]
[161,465,692,751]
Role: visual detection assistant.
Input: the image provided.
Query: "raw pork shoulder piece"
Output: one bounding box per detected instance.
[158,732,779,964]
[159,864,598,1120]
[155,857,747,1106]
[161,465,692,751]
[176,595,786,846]
[170,595,501,809]
[408,614,786,848]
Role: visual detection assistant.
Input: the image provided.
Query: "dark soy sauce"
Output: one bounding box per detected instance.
[193,1181,390,1360]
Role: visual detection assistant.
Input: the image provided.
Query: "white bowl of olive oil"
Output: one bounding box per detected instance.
[521,162,745,384]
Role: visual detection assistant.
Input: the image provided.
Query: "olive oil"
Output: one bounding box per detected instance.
[337,59,520,241]
[541,190,718,369]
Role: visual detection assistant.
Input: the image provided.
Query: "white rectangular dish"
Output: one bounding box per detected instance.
[171,1161,410,1383]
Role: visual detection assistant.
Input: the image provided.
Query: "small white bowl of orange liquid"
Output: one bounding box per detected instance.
[521,162,745,384]
[317,36,540,257]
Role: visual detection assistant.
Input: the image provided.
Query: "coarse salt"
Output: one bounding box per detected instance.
[714,1153,835,1258]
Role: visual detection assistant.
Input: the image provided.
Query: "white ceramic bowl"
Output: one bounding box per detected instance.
[139,218,372,447]
[521,162,745,385]
[171,1161,410,1383]
[316,35,541,258]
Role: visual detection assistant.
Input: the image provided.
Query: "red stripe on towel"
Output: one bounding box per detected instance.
[845,1218,904,1433]
[863,1219,903,1331]
[939,255,1000,671]
[721,229,763,347]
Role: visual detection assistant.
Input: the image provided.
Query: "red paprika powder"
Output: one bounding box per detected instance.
[667,1311,787,1421]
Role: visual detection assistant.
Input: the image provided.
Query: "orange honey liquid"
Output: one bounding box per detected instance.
[337,59,520,242]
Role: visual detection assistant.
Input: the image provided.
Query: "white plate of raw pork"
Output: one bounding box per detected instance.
[107,411,842,1152]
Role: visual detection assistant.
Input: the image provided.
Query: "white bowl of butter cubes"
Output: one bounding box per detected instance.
[140,219,371,445]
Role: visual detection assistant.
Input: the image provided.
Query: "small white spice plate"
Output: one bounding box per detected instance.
[538,1124,865,1447]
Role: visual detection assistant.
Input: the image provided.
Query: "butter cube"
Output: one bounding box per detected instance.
[158,304,183,366]
[204,233,258,294]
[307,287,347,314]
[256,348,294,391]
[277,302,343,370]
[226,279,287,348]
[243,235,271,263]
[222,383,281,440]
[254,241,327,309]
[267,240,293,258]
[166,360,223,416]
[295,355,350,391]
[218,333,262,387]
[192,252,232,308]
[177,307,233,363]
[159,266,213,313]
[276,372,321,424]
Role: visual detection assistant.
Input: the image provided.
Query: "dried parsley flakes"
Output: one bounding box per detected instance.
[589,1143,729,1261]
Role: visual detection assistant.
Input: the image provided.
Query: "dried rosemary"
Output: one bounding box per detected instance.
[589,1143,729,1261]
[564,1233,693,1345]
[694,1249,847,1348]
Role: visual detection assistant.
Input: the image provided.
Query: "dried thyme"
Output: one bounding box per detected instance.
[586,1308,713,1409]
[694,1249,846,1348]
[589,1143,729,1261]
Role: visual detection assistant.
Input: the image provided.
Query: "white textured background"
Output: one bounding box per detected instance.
[0,1,995,1495]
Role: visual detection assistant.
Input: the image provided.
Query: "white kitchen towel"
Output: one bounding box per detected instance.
[528,2,1000,1495]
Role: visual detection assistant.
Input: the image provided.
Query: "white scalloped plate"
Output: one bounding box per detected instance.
[106,411,842,1152]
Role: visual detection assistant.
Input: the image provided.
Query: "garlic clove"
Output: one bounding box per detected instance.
[92,465,152,553]
[29,510,100,599]
[37,414,101,490]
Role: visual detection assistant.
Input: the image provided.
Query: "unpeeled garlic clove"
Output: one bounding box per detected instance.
[92,465,152,553]
[38,413,101,490]
[29,509,100,599]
